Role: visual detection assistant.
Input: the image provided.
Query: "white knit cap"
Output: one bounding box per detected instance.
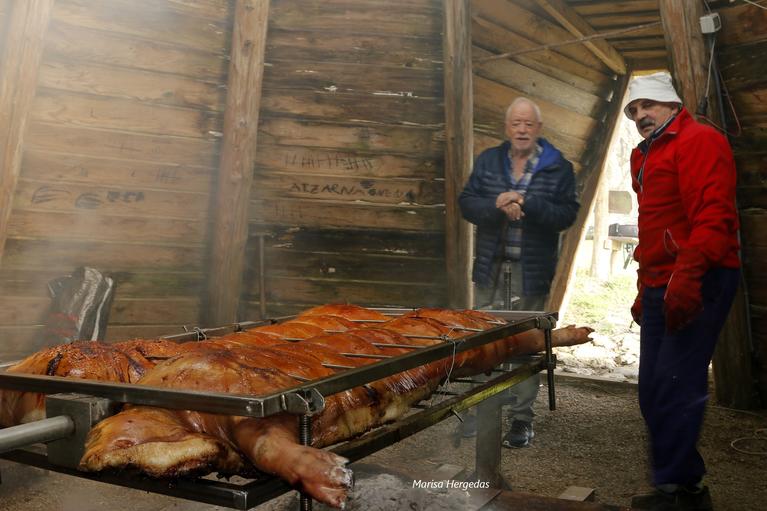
[623,72,683,119]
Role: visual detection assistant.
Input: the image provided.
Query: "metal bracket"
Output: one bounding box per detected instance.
[281,388,325,416]
[45,393,120,469]
[535,315,557,330]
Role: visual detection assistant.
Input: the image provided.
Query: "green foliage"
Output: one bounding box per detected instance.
[563,269,636,335]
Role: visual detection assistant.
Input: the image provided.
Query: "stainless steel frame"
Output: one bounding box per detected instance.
[0,308,557,510]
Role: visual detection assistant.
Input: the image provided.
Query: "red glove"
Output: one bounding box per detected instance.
[664,248,708,332]
[631,284,644,326]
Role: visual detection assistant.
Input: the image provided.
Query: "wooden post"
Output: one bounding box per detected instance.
[206,0,270,326]
[0,0,55,263]
[660,0,759,408]
[443,0,473,309]
[547,74,629,314]
[590,175,608,280]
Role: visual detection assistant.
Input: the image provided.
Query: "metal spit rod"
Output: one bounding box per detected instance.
[0,416,74,455]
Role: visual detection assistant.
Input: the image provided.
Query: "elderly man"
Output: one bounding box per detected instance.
[459,97,578,448]
[625,72,740,511]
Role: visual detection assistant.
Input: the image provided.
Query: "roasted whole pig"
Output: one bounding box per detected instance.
[1,305,593,508]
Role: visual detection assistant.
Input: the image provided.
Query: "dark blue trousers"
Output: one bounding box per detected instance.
[638,267,740,486]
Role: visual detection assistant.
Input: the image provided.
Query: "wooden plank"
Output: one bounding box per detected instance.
[443,0,473,309]
[627,56,670,72]
[719,41,767,93]
[0,297,199,326]
[572,0,659,16]
[2,238,204,271]
[249,198,444,232]
[547,74,629,314]
[0,269,202,298]
[473,77,597,140]
[252,172,443,206]
[473,46,606,118]
[161,0,231,21]
[741,211,767,247]
[110,298,200,325]
[30,88,223,139]
[52,0,229,53]
[263,60,443,98]
[718,2,767,47]
[738,186,767,209]
[471,16,609,97]
[0,0,55,263]
[266,28,442,70]
[248,276,446,308]
[8,210,206,245]
[584,12,660,29]
[260,89,443,127]
[254,226,445,258]
[207,0,270,325]
[255,144,442,180]
[250,248,445,285]
[21,150,215,193]
[258,118,444,158]
[13,179,209,221]
[25,122,220,167]
[734,152,767,186]
[536,0,626,74]
[268,0,441,38]
[44,21,228,81]
[472,0,607,71]
[38,59,227,112]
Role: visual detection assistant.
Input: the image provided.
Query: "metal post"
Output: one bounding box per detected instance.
[258,233,267,320]
[503,262,513,310]
[544,327,556,411]
[298,414,312,511]
[474,390,505,488]
[0,416,74,454]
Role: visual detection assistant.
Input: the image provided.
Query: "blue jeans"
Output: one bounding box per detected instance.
[638,267,739,486]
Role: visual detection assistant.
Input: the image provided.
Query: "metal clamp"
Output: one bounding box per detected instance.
[281,388,325,416]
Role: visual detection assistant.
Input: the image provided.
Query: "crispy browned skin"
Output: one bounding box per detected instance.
[0,342,143,426]
[2,306,593,509]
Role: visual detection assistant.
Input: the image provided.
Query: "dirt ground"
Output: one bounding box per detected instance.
[1,375,764,511]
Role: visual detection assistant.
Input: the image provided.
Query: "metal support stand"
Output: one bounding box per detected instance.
[298,414,312,511]
[474,390,508,489]
[503,262,513,310]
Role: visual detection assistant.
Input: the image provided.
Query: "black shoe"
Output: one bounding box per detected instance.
[631,486,712,510]
[502,420,533,448]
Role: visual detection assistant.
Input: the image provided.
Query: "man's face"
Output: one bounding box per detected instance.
[626,99,679,139]
[505,102,542,154]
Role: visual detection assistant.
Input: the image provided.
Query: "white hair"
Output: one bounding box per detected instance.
[505,97,542,123]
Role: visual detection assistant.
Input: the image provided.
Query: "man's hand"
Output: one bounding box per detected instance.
[664,248,708,332]
[631,285,643,326]
[501,201,524,221]
[496,191,524,209]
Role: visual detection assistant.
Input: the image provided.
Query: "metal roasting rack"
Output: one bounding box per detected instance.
[0,308,558,510]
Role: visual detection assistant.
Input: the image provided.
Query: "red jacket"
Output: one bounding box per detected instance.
[631,108,740,287]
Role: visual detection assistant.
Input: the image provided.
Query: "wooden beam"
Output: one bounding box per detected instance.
[661,0,760,409]
[206,0,270,326]
[546,74,630,314]
[443,0,473,309]
[537,0,627,75]
[0,0,55,263]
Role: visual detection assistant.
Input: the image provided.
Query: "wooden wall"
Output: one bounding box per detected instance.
[0,0,232,357]
[241,0,448,316]
[717,2,767,399]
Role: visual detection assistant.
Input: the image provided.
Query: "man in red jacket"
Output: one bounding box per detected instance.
[625,72,740,511]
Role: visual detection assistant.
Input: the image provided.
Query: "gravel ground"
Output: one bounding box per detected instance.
[2,376,764,511]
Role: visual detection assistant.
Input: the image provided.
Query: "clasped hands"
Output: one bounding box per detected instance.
[496,191,525,221]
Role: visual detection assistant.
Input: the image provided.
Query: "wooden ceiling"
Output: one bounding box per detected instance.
[518,0,668,72]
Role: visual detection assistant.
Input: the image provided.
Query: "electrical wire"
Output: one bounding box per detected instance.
[741,0,767,10]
